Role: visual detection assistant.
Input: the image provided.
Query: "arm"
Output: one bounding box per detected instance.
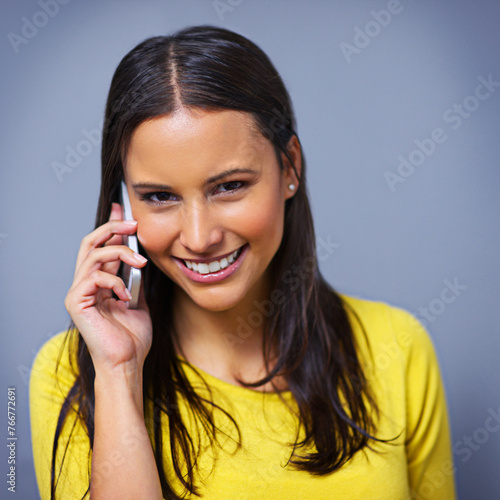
[61,202,163,498]
[91,365,162,499]
[396,311,457,499]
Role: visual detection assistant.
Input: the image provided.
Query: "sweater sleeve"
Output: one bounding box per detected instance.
[390,308,457,499]
[29,330,91,500]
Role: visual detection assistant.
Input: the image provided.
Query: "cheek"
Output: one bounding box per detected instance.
[226,190,285,245]
[136,215,176,256]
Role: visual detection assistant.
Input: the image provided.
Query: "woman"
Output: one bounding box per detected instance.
[30,25,456,499]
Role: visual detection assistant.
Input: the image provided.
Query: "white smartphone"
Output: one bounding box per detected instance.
[120,180,141,309]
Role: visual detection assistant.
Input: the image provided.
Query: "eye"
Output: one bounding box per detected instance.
[141,192,178,205]
[214,181,246,194]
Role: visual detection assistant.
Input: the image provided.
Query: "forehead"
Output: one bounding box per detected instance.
[124,108,272,180]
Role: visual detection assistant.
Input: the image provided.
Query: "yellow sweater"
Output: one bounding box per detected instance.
[29,295,456,499]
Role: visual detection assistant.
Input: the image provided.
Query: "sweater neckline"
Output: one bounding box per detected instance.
[176,354,293,401]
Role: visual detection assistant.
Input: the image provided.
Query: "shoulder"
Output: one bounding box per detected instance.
[338,293,442,397]
[338,294,451,446]
[340,293,420,331]
[339,293,433,357]
[339,297,456,498]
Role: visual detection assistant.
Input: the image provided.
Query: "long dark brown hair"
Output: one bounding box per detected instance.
[50,25,388,499]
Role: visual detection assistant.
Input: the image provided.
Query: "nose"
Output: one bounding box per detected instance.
[178,202,223,254]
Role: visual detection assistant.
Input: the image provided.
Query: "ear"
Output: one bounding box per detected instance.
[281,134,302,200]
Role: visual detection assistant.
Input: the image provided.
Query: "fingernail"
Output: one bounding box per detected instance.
[133,252,147,263]
[123,220,138,225]
[125,288,133,300]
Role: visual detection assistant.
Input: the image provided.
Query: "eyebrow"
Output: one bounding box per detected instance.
[131,168,259,191]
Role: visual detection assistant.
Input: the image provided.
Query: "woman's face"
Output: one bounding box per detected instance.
[124,108,298,312]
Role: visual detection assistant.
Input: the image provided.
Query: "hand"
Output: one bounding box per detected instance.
[64,202,152,373]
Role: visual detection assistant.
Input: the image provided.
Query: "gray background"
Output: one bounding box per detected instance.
[1,0,499,498]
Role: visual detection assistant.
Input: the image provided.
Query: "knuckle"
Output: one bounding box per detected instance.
[64,295,72,310]
[87,248,103,263]
[89,269,101,281]
[85,248,96,263]
[81,233,92,246]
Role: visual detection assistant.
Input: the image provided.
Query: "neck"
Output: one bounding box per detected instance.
[171,280,285,390]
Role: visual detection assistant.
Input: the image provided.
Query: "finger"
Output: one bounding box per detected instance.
[109,202,124,221]
[66,270,133,312]
[74,219,138,279]
[102,253,126,278]
[73,245,147,286]
[104,203,126,247]
[102,233,124,254]
[103,204,130,274]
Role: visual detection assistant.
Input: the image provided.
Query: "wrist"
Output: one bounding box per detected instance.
[94,364,144,413]
[94,359,144,382]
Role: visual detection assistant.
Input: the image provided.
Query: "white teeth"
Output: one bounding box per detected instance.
[208,261,221,273]
[228,250,238,264]
[183,247,242,274]
[197,263,209,274]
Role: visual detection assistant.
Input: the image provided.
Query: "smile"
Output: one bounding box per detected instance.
[183,247,243,274]
[174,244,248,283]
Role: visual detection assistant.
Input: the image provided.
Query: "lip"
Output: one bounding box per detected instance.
[173,244,248,284]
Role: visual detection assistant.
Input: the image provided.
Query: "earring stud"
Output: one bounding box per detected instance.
[288,184,296,191]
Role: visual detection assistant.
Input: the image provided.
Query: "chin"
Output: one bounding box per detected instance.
[187,288,246,312]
